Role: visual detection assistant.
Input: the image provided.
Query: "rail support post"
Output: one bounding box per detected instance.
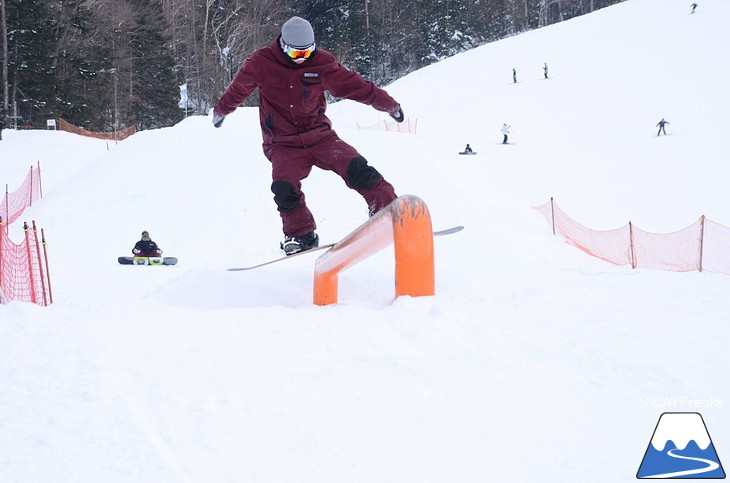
[313,195,435,306]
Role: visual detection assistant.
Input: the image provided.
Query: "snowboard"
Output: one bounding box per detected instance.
[459,151,477,155]
[228,225,464,272]
[118,256,178,266]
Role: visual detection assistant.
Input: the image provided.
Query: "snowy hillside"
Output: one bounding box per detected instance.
[1,0,729,481]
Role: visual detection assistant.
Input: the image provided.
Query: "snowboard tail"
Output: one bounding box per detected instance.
[118,256,178,266]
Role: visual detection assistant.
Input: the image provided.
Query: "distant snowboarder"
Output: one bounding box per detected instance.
[543,62,549,79]
[133,230,163,257]
[690,3,698,14]
[656,118,670,136]
[464,143,473,153]
[513,68,517,83]
[501,124,511,144]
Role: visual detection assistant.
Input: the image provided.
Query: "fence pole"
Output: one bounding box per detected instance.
[0,217,4,282]
[37,161,43,199]
[32,221,47,306]
[699,215,705,273]
[550,197,556,235]
[4,185,8,234]
[629,221,636,269]
[41,228,53,304]
[23,222,37,304]
[29,166,33,207]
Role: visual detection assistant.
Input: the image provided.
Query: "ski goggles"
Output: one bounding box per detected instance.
[283,42,316,60]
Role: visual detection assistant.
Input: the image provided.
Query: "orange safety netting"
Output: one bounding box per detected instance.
[58,118,136,141]
[0,222,52,306]
[533,198,730,275]
[357,118,417,134]
[1,164,42,227]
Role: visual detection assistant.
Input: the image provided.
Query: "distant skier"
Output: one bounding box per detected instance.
[656,118,670,136]
[513,68,517,83]
[501,124,511,144]
[543,62,549,79]
[133,230,163,257]
[690,3,698,13]
[464,143,473,153]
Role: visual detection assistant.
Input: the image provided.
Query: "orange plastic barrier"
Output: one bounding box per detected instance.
[313,195,435,305]
[534,198,730,275]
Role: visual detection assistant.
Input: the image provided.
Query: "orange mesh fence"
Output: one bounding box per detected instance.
[534,199,632,266]
[534,198,730,275]
[703,219,730,274]
[58,118,136,141]
[2,164,42,230]
[0,221,52,306]
[356,118,417,134]
[632,221,702,272]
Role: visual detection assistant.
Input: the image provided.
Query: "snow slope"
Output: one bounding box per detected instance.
[1,0,729,481]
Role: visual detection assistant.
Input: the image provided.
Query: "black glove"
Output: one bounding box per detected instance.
[212,110,225,128]
[390,106,404,123]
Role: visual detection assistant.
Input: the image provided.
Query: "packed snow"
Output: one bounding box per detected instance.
[1,0,729,481]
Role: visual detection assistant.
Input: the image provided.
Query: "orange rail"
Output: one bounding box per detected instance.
[313,195,435,305]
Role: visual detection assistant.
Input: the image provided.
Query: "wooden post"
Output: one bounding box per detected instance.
[629,221,636,269]
[4,184,8,234]
[29,166,33,207]
[23,222,36,304]
[550,197,556,235]
[699,215,705,273]
[41,228,53,304]
[32,221,47,305]
[37,161,43,199]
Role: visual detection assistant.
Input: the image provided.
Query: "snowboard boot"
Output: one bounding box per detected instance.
[280,231,319,256]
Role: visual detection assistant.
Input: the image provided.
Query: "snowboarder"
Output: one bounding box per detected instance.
[513,68,517,83]
[543,62,549,79]
[464,143,473,153]
[501,124,511,144]
[656,118,670,136]
[690,3,698,13]
[211,16,404,256]
[133,230,163,257]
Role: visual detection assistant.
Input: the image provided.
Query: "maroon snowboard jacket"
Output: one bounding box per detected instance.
[214,38,400,150]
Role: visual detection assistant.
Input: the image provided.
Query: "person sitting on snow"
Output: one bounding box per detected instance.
[133,230,163,257]
[464,143,473,153]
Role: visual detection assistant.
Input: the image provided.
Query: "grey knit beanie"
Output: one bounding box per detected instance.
[281,16,315,48]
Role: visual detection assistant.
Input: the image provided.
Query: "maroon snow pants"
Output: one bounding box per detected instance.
[267,132,397,237]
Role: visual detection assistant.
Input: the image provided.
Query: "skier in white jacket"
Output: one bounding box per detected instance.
[501,123,511,144]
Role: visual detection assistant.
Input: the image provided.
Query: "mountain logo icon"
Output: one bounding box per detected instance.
[637,412,726,479]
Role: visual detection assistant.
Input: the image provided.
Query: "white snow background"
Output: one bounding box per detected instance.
[1,0,729,481]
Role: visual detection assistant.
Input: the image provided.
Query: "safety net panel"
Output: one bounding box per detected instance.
[631,220,702,272]
[703,219,730,275]
[534,200,632,266]
[0,225,50,305]
[1,165,42,226]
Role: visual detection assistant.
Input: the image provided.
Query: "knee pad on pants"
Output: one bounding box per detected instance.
[271,180,300,212]
[347,156,382,190]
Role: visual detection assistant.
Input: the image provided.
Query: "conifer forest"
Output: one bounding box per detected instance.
[0,0,622,133]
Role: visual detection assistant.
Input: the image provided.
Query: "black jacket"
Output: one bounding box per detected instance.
[133,239,161,255]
